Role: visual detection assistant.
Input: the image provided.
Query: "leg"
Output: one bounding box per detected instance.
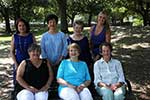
[59,87,80,100]
[13,64,16,86]
[35,91,48,100]
[96,87,114,100]
[16,89,34,100]
[79,88,93,100]
[114,85,126,100]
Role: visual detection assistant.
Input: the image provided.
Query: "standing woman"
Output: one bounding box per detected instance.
[90,10,111,62]
[67,20,92,69]
[40,14,68,77]
[10,18,36,85]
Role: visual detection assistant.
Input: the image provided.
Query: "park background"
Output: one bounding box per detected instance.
[0,0,150,100]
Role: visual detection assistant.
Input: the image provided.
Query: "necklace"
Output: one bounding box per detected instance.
[18,35,27,53]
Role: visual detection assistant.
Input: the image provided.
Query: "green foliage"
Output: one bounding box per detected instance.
[133,18,143,26]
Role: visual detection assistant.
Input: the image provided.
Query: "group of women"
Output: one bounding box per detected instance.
[10,10,126,100]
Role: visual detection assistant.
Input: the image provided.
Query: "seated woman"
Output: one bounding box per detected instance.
[57,43,93,100]
[93,42,126,100]
[16,44,53,100]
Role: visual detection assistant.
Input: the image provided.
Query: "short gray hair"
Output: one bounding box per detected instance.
[28,43,41,53]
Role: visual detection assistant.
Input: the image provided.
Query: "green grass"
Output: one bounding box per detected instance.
[0,35,12,41]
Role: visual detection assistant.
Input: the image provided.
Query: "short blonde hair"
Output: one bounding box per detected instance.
[68,43,81,54]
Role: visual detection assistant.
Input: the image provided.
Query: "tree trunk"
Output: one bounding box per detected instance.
[1,7,12,34]
[5,13,12,34]
[57,0,68,33]
[143,16,148,26]
[13,0,21,23]
[88,13,92,26]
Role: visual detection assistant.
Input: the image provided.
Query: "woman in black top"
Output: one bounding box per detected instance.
[16,44,53,100]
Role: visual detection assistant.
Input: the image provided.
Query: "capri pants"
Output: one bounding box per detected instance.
[96,85,126,100]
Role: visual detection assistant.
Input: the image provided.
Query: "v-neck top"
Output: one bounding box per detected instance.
[90,25,106,55]
[67,36,92,65]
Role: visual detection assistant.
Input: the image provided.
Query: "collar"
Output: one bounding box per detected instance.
[100,57,113,63]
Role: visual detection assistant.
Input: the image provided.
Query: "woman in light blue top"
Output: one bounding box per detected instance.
[57,43,93,100]
[94,42,126,100]
[40,14,68,76]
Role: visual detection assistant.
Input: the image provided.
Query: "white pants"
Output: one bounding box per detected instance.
[17,89,48,100]
[59,87,93,100]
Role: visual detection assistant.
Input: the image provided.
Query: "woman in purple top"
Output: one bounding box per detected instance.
[90,10,111,62]
[67,20,92,68]
[10,18,36,85]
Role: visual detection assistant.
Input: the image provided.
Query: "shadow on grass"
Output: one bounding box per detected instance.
[111,26,150,100]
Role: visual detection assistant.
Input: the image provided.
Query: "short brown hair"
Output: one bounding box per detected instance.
[99,42,113,52]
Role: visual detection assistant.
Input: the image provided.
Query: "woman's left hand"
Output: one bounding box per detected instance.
[110,84,118,91]
[76,84,85,93]
[39,84,49,91]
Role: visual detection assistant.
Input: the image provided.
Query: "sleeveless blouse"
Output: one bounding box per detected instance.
[67,36,92,66]
[90,25,106,56]
[23,59,49,89]
[14,33,34,64]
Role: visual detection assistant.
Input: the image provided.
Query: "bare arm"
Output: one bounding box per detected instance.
[76,80,91,93]
[10,35,18,67]
[16,60,38,93]
[32,34,36,43]
[89,26,94,49]
[57,78,76,89]
[105,28,111,43]
[40,59,54,91]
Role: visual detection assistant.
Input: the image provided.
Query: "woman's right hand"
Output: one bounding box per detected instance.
[67,84,77,90]
[94,55,100,62]
[27,86,39,93]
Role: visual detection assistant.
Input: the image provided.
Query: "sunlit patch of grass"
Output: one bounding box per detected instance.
[0,36,11,41]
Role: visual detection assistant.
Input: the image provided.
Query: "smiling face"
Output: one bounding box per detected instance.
[48,19,57,30]
[69,47,80,58]
[101,45,111,61]
[73,24,83,35]
[18,21,27,34]
[28,44,41,60]
[29,50,40,60]
[97,13,107,25]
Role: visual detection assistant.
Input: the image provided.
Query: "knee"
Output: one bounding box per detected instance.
[97,87,113,97]
[114,93,125,100]
[35,91,48,100]
[59,88,80,100]
[103,90,113,97]
[80,88,93,100]
[17,89,34,100]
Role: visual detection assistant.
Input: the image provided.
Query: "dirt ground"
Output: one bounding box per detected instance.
[0,26,150,100]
